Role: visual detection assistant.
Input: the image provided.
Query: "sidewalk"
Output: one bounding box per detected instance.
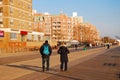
[45,46,120,80]
[0,46,83,58]
[0,47,82,65]
[0,46,119,80]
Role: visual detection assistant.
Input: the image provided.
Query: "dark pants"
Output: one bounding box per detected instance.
[42,56,50,71]
[107,45,110,49]
[60,62,67,71]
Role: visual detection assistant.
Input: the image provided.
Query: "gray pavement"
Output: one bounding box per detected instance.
[45,46,120,80]
[0,45,119,80]
[0,47,81,65]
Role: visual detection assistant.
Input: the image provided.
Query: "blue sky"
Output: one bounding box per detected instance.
[32,0,120,39]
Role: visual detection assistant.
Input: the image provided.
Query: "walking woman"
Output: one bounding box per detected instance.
[57,43,70,71]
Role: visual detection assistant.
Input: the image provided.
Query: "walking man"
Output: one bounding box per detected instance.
[57,43,70,71]
[40,40,52,72]
[75,44,78,50]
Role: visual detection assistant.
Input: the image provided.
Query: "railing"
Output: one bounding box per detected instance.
[0,41,57,53]
[8,42,26,48]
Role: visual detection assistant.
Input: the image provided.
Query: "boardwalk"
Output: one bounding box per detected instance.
[0,46,119,80]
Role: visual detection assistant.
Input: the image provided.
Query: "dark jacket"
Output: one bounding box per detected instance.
[57,46,69,62]
[40,43,52,57]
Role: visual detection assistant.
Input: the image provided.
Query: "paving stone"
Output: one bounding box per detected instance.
[0,46,119,80]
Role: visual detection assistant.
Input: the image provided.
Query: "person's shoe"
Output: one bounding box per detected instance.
[64,69,67,71]
[42,68,45,72]
[60,69,63,71]
[46,68,49,71]
[42,69,44,72]
[42,66,45,72]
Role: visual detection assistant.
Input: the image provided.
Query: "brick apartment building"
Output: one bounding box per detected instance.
[33,12,74,43]
[33,11,57,46]
[51,13,73,42]
[73,23,100,44]
[0,0,44,53]
[33,12,100,45]
[0,0,100,53]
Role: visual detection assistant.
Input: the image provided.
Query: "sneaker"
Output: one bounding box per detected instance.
[42,69,44,72]
[46,68,49,71]
[42,68,45,72]
[60,69,63,71]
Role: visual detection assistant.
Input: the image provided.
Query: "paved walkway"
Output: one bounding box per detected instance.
[0,46,119,80]
[45,46,120,80]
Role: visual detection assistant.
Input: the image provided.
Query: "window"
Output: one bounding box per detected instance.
[0,17,3,22]
[38,35,41,41]
[34,35,38,41]
[45,36,50,40]
[9,0,13,5]
[45,29,50,33]
[27,34,32,41]
[10,33,17,40]
[28,13,31,17]
[28,4,31,9]
[29,22,32,27]
[10,18,14,26]
[0,0,2,2]
[37,16,40,21]
[0,24,3,27]
[10,7,13,14]
[34,17,36,22]
[0,7,3,13]
[9,0,13,3]
[18,0,20,5]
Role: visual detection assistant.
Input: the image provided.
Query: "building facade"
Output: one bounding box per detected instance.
[0,0,44,53]
[73,23,100,44]
[33,12,100,45]
[33,13,73,44]
[33,12,57,46]
[0,0,100,53]
[51,13,73,42]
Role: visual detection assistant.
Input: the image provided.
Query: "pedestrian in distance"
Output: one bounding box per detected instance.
[89,43,92,48]
[40,40,52,72]
[57,43,70,71]
[75,44,78,50]
[106,43,110,49]
[84,44,87,51]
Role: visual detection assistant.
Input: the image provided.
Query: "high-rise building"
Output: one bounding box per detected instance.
[33,12,100,44]
[33,12,52,42]
[0,2,100,54]
[33,12,73,43]
[0,0,43,53]
[51,13,73,42]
